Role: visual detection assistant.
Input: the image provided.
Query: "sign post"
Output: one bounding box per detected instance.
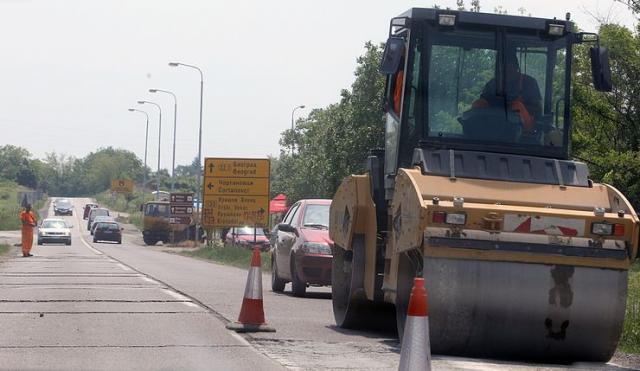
[169,192,194,243]
[202,158,270,234]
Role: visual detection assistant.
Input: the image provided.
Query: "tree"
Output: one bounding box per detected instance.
[272,42,385,202]
[572,23,640,207]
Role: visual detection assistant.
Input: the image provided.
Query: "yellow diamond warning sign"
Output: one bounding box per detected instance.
[202,158,270,228]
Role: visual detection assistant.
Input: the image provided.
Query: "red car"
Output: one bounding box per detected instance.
[225,227,271,252]
[83,203,99,219]
[271,199,332,297]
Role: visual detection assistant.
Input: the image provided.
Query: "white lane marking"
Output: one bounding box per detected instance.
[183,302,200,308]
[230,332,251,347]
[140,276,156,283]
[163,289,191,302]
[116,263,131,271]
[79,236,103,255]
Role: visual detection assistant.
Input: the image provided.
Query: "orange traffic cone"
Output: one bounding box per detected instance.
[398,277,431,371]
[226,247,275,333]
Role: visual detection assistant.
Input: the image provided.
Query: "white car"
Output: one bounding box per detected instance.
[38,218,72,246]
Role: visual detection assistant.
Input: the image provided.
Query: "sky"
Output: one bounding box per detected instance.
[0,0,636,171]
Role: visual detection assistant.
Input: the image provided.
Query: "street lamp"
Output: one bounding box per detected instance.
[128,108,149,200]
[137,100,162,195]
[169,62,204,241]
[291,105,305,155]
[149,88,178,192]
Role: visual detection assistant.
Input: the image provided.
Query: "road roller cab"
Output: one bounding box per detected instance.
[329,8,637,363]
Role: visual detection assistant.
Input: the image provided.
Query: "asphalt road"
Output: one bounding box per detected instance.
[0,197,637,370]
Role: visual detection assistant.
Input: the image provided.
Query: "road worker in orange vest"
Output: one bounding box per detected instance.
[20,204,37,257]
[472,51,543,134]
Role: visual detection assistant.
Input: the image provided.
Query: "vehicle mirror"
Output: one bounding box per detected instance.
[277,223,296,233]
[590,46,612,92]
[379,37,405,74]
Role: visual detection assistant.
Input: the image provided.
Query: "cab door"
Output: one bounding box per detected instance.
[276,202,301,280]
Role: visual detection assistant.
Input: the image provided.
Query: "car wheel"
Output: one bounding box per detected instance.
[37,240,42,245]
[271,256,286,292]
[290,257,307,297]
[143,236,157,246]
[93,237,97,243]
[65,241,71,246]
[117,239,122,245]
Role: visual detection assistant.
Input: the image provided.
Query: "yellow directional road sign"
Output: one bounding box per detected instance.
[205,158,269,178]
[111,179,134,194]
[202,158,270,228]
[204,178,269,196]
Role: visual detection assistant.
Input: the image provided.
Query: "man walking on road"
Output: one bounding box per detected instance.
[20,204,36,257]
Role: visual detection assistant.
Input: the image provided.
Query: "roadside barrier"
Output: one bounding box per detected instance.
[398,277,431,371]
[226,247,275,333]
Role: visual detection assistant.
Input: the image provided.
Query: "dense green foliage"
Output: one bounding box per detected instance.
[271,42,385,201]
[0,145,201,197]
[572,23,640,209]
[0,180,35,230]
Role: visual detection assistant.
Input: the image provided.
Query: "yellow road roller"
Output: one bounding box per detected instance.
[329,8,638,362]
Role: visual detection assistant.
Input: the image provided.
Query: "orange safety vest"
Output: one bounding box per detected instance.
[471,74,535,133]
[393,70,404,116]
[20,211,36,228]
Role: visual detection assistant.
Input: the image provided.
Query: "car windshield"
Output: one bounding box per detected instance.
[302,204,330,228]
[42,220,67,229]
[145,204,170,217]
[98,223,119,230]
[414,29,568,153]
[92,209,108,217]
[57,202,72,208]
[235,227,265,235]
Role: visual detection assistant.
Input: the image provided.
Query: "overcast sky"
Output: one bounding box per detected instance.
[0,0,635,170]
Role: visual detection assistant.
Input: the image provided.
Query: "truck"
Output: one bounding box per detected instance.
[329,8,638,362]
[140,193,199,245]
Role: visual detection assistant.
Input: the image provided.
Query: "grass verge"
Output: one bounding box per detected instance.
[0,180,45,230]
[620,262,640,353]
[181,242,270,272]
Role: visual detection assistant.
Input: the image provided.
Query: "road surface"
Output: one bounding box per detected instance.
[0,197,637,370]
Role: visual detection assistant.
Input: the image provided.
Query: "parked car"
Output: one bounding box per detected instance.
[90,215,116,235]
[53,200,73,216]
[37,218,72,246]
[225,227,270,251]
[271,199,332,297]
[93,222,122,244]
[83,203,99,219]
[87,208,110,230]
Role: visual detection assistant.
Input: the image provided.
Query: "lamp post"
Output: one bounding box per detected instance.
[169,62,204,241]
[128,108,149,200]
[291,105,305,155]
[149,89,178,192]
[137,100,162,195]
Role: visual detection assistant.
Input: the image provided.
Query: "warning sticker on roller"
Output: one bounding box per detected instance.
[503,214,585,236]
